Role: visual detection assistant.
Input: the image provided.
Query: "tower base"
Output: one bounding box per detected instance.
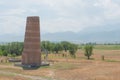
[14,62,49,70]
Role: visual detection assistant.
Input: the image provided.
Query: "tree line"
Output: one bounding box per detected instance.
[0,41,78,58]
[0,41,93,59]
[41,41,79,58]
[0,42,23,57]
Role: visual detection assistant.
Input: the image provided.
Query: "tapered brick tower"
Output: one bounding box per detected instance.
[22,16,41,66]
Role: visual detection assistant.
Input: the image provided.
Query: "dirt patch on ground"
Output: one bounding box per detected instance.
[54,61,120,80]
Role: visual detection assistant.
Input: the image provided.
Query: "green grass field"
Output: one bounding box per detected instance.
[94,45,120,50]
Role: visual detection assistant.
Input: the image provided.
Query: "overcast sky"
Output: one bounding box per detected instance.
[0,0,120,35]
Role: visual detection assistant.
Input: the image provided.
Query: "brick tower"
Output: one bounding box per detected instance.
[22,16,41,66]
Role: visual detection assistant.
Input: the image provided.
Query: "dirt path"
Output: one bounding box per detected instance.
[0,70,55,80]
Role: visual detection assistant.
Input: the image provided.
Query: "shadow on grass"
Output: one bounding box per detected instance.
[84,58,95,60]
[22,63,50,70]
[14,62,50,70]
[22,66,40,70]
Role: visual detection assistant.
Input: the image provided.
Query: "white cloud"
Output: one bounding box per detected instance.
[42,18,82,33]
[94,0,120,19]
[41,16,104,33]
[0,16,25,35]
[0,9,26,16]
[0,0,120,35]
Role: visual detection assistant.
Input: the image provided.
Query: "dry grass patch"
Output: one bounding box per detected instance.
[0,49,120,80]
[0,73,29,80]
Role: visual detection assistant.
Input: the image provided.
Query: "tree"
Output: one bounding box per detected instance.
[54,43,63,54]
[0,50,3,56]
[68,43,78,58]
[0,42,23,56]
[61,41,71,52]
[7,42,23,56]
[84,44,93,59]
[41,41,53,52]
[0,45,8,56]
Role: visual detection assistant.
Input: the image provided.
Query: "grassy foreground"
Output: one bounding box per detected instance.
[0,46,120,80]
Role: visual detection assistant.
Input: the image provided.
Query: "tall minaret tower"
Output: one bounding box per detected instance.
[22,16,41,66]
